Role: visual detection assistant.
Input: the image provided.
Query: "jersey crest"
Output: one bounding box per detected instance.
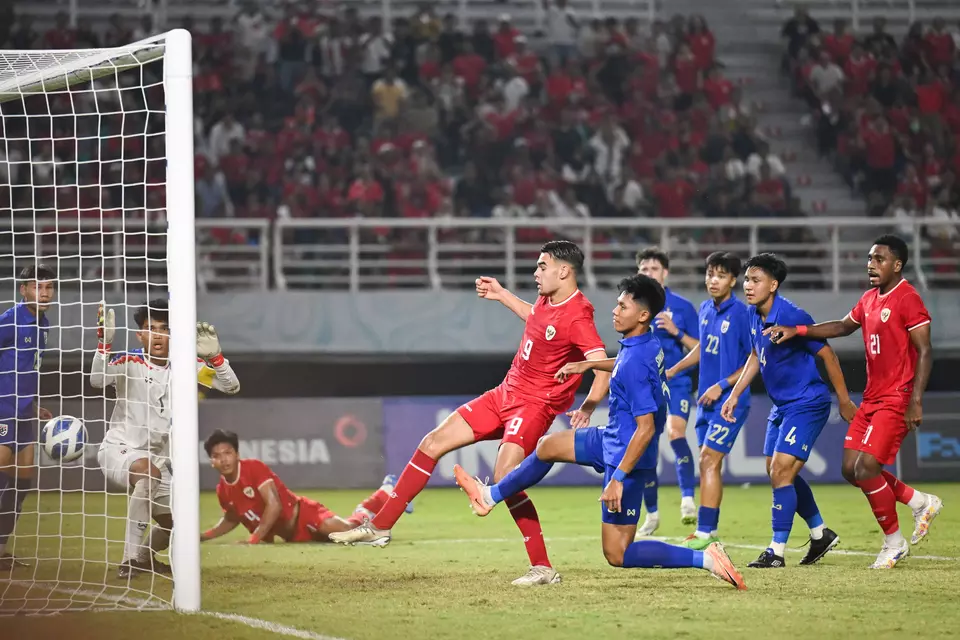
[720,319,730,334]
[545,325,556,341]
[0,424,7,437]
[243,486,255,498]
[880,308,891,323]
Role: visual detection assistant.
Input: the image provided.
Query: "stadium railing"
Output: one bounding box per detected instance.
[273,217,960,292]
[770,1,960,33]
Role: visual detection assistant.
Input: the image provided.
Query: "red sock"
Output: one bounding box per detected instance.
[346,513,364,527]
[858,475,900,535]
[881,470,916,505]
[359,489,390,515]
[371,449,436,531]
[505,492,551,568]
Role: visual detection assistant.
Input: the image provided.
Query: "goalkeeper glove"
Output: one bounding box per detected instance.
[197,322,225,367]
[97,302,115,352]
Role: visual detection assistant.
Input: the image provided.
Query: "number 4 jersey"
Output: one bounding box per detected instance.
[849,279,931,403]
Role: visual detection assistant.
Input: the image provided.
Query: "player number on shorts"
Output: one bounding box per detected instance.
[506,417,523,436]
[243,509,261,523]
[784,426,797,445]
[869,334,880,355]
[708,424,730,445]
[862,425,873,445]
[520,339,534,361]
[680,399,689,415]
[705,335,720,355]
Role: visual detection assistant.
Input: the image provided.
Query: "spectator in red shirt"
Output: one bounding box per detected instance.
[652,167,697,218]
[703,67,734,110]
[673,42,701,98]
[896,163,928,210]
[509,37,542,85]
[823,19,855,65]
[347,164,385,214]
[686,15,715,70]
[493,15,520,60]
[452,40,488,95]
[844,45,877,97]
[751,163,787,215]
[924,18,955,68]
[43,11,76,49]
[860,115,898,200]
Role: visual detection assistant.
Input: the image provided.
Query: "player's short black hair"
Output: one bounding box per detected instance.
[744,253,788,285]
[705,251,742,278]
[18,264,56,284]
[134,298,169,329]
[540,240,584,274]
[635,246,670,270]
[873,234,909,267]
[618,274,666,317]
[204,429,240,456]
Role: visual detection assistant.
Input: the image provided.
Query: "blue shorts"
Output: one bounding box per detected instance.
[574,426,656,526]
[0,416,36,453]
[667,377,694,421]
[763,401,831,461]
[695,401,750,455]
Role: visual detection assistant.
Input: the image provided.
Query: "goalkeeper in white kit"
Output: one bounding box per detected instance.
[92,298,240,578]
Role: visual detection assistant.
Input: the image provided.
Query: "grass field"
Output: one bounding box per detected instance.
[2,483,958,640]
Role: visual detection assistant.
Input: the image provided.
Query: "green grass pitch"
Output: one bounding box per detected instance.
[3,483,958,639]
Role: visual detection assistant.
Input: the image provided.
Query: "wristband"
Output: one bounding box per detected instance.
[675,330,685,341]
[207,353,225,367]
[796,325,808,337]
[612,468,627,482]
[719,379,732,392]
[248,533,261,545]
[97,343,111,354]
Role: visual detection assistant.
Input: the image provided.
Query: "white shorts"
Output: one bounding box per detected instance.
[97,443,172,517]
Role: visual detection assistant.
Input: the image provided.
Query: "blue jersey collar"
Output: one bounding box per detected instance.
[619,332,654,347]
[15,301,39,324]
[763,294,785,325]
[712,294,738,314]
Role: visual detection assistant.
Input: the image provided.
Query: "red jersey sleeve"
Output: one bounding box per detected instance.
[216,483,231,514]
[901,291,932,331]
[569,316,606,358]
[849,294,866,325]
[243,459,277,490]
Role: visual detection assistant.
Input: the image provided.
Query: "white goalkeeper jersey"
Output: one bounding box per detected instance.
[91,348,240,456]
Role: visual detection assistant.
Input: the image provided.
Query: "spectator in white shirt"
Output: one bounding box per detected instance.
[746,141,786,179]
[544,0,579,64]
[808,51,845,98]
[208,112,246,164]
[501,67,529,112]
[589,118,630,187]
[234,1,270,82]
[359,17,393,81]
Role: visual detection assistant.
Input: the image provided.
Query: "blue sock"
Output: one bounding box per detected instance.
[696,506,719,536]
[772,484,798,545]
[623,540,705,569]
[639,468,658,515]
[670,438,696,498]
[0,473,28,550]
[793,475,824,529]
[489,454,554,504]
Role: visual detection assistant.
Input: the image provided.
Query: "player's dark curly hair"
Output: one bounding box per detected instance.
[873,234,909,267]
[635,246,670,270]
[705,251,742,278]
[134,298,169,329]
[18,264,56,284]
[618,274,666,317]
[204,429,240,456]
[744,253,788,285]
[540,240,584,274]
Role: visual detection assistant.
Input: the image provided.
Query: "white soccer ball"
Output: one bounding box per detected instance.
[41,415,88,463]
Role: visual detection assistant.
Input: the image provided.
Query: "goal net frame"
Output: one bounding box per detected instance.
[0,28,199,613]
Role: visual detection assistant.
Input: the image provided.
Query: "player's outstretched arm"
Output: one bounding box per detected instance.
[906,323,933,430]
[666,344,700,380]
[197,322,241,395]
[475,276,533,321]
[816,344,858,422]
[764,314,859,344]
[247,480,283,544]
[600,413,656,514]
[201,511,241,542]
[90,303,121,389]
[571,350,612,427]
[719,352,759,422]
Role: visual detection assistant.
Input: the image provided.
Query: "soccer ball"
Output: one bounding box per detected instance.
[41,415,88,463]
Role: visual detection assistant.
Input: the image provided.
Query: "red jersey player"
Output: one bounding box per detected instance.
[200,430,399,544]
[764,234,942,569]
[330,240,610,586]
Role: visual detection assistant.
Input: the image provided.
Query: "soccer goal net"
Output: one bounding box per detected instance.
[0,29,199,614]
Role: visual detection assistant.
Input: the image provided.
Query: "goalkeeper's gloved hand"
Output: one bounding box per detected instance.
[97,302,115,352]
[197,322,225,367]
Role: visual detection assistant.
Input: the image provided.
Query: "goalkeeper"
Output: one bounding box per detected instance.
[92,298,240,579]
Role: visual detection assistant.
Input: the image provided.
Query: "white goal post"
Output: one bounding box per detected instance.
[0,29,199,613]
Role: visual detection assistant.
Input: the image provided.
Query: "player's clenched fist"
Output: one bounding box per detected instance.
[554,360,590,382]
[197,322,223,362]
[475,276,504,301]
[763,325,796,344]
[97,301,115,347]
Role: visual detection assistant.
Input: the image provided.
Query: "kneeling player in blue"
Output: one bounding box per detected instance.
[453,275,746,590]
[721,254,858,568]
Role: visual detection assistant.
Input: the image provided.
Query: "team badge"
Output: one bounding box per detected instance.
[720,320,730,334]
[545,325,556,340]
[880,308,891,323]
[243,487,255,498]
[0,424,6,437]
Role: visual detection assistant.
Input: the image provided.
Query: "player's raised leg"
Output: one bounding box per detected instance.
[880,470,942,545]
[118,457,164,578]
[328,410,476,546]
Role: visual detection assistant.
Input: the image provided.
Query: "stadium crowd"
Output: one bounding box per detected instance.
[782,8,960,278]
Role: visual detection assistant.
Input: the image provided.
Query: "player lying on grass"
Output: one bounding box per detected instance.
[665,252,752,549]
[330,241,610,587]
[0,265,55,571]
[763,235,942,569]
[201,430,406,544]
[635,247,700,534]
[93,299,241,578]
[454,275,747,590]
[720,254,854,568]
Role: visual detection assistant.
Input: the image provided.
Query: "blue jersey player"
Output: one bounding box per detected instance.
[635,247,700,533]
[721,253,857,568]
[667,252,752,550]
[0,264,55,569]
[452,275,746,590]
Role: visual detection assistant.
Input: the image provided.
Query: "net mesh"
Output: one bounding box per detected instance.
[1,36,177,614]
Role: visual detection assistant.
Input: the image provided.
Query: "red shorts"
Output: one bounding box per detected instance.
[845,396,910,466]
[456,384,559,456]
[288,497,334,543]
